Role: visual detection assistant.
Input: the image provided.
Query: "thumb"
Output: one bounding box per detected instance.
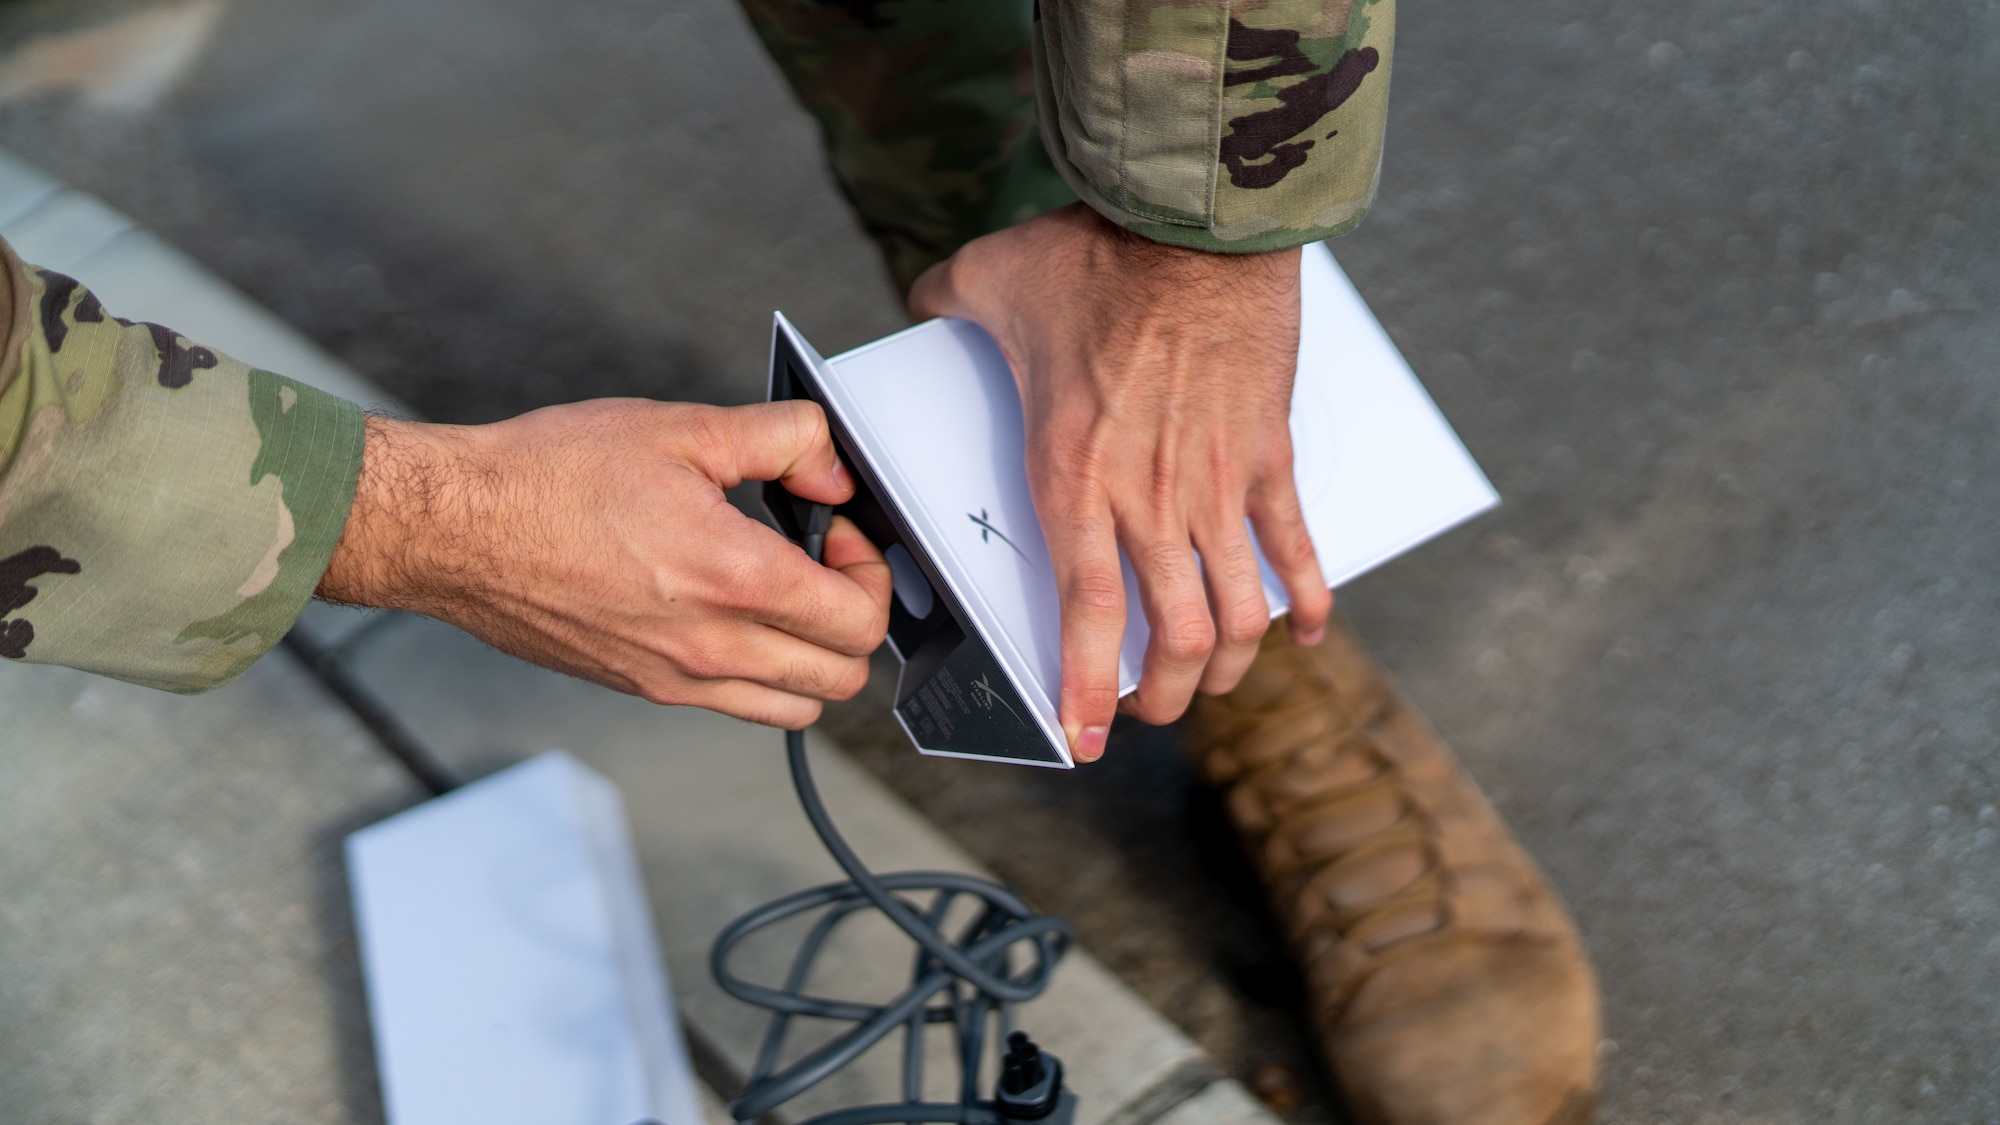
[701,400,854,504]
[821,516,893,626]
[909,251,1024,376]
[907,254,971,322]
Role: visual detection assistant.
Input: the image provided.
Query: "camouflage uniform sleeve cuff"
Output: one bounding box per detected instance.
[1033,0,1394,254]
[0,247,365,693]
[1061,184,1373,254]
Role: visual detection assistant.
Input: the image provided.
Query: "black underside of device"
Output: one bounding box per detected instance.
[764,329,1060,765]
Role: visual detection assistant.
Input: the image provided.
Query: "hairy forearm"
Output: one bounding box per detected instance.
[316,415,487,614]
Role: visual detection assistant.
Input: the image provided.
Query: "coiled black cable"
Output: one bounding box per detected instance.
[710,729,1072,1123]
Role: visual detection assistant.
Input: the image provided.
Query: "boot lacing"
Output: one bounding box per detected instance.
[1194,664,1459,1019]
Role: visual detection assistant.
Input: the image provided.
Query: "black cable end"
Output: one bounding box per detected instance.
[802,501,833,564]
[996,1031,1066,1121]
[1002,1032,1045,1092]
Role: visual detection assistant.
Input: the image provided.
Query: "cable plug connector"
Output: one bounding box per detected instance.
[996,1031,1073,1123]
[801,501,833,565]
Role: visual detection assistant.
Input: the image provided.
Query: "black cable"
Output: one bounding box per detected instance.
[711,732,1070,1123]
[283,617,458,795]
[710,504,1074,1124]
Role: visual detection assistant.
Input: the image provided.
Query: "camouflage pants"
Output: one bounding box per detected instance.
[735,0,1078,293]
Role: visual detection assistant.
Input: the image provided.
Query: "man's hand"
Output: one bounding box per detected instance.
[910,203,1331,762]
[317,399,892,730]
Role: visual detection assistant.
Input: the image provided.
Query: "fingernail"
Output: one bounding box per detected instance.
[1075,725,1109,763]
[1295,624,1326,646]
[832,460,854,492]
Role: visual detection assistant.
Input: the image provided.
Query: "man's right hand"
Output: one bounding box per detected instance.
[316,399,893,730]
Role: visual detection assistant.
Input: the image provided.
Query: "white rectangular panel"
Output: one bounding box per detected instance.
[347,752,705,1125]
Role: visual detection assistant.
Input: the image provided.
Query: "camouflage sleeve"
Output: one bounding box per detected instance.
[0,238,364,693]
[1035,0,1395,253]
[736,0,1390,284]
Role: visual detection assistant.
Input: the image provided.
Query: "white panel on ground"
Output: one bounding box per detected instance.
[347,752,705,1125]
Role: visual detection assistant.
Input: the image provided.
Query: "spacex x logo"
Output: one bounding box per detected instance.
[968,508,1031,563]
[969,673,1023,724]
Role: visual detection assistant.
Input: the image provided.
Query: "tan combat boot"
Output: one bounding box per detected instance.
[1186,618,1600,1125]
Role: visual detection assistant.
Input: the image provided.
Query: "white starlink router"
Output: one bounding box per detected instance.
[766,241,1498,769]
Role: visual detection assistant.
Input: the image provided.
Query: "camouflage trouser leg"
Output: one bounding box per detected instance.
[734,0,1078,293]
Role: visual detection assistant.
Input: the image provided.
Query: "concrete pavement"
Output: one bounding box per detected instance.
[0,654,416,1125]
[1,0,1995,1120]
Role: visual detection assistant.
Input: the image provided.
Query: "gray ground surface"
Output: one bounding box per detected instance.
[0,653,420,1125]
[2,0,1995,1121]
